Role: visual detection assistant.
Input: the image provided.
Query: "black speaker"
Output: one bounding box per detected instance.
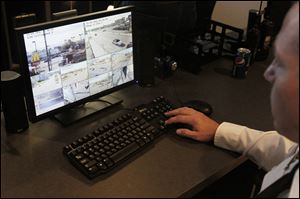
[134,12,165,87]
[1,70,29,133]
[247,9,262,33]
[135,31,156,87]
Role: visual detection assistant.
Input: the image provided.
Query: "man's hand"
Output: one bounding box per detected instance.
[164,107,220,142]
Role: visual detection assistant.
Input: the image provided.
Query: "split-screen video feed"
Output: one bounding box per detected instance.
[23,12,133,115]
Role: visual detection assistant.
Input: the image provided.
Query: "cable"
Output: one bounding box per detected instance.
[259,1,263,13]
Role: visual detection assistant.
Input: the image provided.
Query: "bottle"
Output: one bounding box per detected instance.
[256,7,274,61]
[232,56,246,78]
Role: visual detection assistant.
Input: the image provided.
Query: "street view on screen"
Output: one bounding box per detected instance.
[23,12,133,116]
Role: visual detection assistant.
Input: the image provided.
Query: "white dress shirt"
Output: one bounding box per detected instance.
[214,122,299,198]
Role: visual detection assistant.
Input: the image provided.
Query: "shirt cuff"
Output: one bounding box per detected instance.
[214,122,246,152]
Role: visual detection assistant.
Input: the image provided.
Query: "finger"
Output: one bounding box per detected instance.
[165,107,194,116]
[176,128,198,140]
[165,115,194,125]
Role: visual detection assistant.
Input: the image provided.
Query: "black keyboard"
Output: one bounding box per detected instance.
[63,96,175,179]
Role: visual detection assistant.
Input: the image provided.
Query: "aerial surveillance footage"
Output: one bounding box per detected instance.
[23,12,133,115]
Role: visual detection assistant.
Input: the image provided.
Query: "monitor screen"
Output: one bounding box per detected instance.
[15,6,135,123]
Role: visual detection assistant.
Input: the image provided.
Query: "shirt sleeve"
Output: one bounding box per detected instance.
[288,169,299,198]
[214,122,298,171]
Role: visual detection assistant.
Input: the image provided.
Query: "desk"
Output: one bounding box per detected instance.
[1,58,273,197]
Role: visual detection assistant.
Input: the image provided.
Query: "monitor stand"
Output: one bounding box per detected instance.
[52,95,123,126]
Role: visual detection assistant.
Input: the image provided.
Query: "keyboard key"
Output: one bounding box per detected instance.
[99,148,105,153]
[87,134,94,139]
[63,145,73,154]
[103,158,114,167]
[77,138,84,144]
[110,142,139,163]
[93,130,100,136]
[75,154,84,160]
[103,124,109,131]
[98,143,104,148]
[132,117,138,121]
[82,136,89,142]
[88,166,98,173]
[80,158,89,165]
[142,136,150,143]
[85,160,97,168]
[108,122,114,128]
[71,141,79,148]
[97,162,107,170]
[120,143,126,148]
[146,133,154,140]
[136,139,145,146]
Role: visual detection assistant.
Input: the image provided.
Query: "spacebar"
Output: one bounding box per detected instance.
[110,142,140,163]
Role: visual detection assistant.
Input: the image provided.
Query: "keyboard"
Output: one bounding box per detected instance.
[63,96,175,179]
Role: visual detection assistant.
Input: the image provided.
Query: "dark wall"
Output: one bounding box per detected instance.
[1,14,10,71]
[51,1,93,15]
[92,1,114,12]
[4,1,46,65]
[119,1,199,35]
[2,1,112,67]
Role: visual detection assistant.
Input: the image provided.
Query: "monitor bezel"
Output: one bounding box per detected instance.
[15,6,137,123]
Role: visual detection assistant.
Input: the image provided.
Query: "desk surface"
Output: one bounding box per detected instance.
[1,58,273,197]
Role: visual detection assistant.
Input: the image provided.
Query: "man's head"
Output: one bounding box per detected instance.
[264,2,299,142]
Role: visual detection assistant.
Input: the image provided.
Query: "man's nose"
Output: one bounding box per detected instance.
[264,65,275,83]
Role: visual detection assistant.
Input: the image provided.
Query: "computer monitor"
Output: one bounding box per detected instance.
[15,6,136,125]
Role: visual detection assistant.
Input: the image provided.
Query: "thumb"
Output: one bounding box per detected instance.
[176,128,198,140]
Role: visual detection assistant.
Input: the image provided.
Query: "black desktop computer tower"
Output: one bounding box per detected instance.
[1,70,29,133]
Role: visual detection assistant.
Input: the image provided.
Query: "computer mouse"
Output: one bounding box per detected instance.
[182,100,213,116]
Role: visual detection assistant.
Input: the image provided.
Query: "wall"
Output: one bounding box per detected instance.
[211,1,267,30]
